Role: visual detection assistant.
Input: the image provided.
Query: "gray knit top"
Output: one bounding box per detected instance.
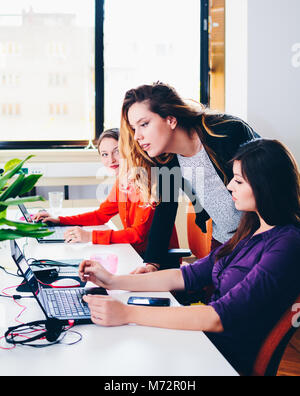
[177,147,242,243]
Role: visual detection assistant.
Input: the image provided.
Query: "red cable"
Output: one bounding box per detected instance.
[1,280,77,349]
[1,282,27,324]
[0,282,27,349]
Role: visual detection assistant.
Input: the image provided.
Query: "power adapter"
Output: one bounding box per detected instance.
[33,267,59,282]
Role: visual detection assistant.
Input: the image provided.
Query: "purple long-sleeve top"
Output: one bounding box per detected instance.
[181,224,300,375]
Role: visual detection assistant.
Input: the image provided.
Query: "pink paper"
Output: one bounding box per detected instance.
[19,214,34,221]
[90,253,118,274]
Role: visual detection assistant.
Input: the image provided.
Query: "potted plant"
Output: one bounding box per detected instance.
[0,155,53,241]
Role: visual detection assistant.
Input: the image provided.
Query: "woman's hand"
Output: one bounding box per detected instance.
[32,211,60,224]
[130,263,159,274]
[79,259,114,289]
[64,226,92,243]
[82,295,130,326]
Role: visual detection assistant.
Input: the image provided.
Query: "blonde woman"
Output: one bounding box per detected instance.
[119,82,259,272]
[34,128,179,258]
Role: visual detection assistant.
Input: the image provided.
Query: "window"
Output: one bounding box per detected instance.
[103,0,201,130]
[2,103,21,116]
[0,0,95,148]
[1,72,21,87]
[0,41,21,56]
[0,0,208,149]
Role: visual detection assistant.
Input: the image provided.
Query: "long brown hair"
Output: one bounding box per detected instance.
[215,139,300,262]
[119,82,230,203]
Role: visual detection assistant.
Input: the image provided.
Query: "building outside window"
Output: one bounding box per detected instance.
[0,0,203,149]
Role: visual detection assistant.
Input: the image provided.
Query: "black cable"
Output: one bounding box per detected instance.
[28,258,79,268]
[0,258,78,279]
[0,294,34,300]
[0,265,20,278]
[19,329,83,348]
[4,320,82,348]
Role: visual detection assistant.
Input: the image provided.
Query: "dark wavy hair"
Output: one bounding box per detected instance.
[215,138,300,261]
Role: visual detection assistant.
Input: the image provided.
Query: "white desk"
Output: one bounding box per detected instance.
[0,208,238,376]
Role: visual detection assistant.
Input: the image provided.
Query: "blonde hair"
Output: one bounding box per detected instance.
[119,82,231,204]
[97,128,119,152]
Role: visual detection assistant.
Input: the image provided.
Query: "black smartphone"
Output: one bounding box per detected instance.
[168,248,192,257]
[127,296,171,307]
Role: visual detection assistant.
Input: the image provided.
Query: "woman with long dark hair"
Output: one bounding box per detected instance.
[79,139,300,375]
[118,82,259,272]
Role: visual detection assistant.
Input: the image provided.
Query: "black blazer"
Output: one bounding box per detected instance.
[143,115,259,269]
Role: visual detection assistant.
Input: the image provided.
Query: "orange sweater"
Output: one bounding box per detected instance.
[59,181,179,256]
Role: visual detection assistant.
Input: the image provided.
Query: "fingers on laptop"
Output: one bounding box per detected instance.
[33,211,49,221]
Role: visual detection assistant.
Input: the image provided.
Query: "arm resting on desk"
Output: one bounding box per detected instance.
[126,304,223,332]
[83,294,223,332]
[79,260,223,332]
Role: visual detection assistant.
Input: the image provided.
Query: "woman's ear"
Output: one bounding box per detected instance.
[166,116,177,130]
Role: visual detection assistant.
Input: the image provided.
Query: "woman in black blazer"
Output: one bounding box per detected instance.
[119,82,259,272]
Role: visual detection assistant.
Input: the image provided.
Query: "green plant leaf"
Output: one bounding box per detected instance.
[0,155,34,191]
[0,195,45,208]
[3,158,22,173]
[19,174,42,196]
[0,173,25,201]
[0,218,48,231]
[0,228,54,241]
[0,155,51,244]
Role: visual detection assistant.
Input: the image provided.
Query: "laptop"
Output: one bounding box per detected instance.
[18,203,68,243]
[10,239,107,325]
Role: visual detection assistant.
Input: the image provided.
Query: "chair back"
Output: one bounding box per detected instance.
[187,201,213,259]
[252,294,300,376]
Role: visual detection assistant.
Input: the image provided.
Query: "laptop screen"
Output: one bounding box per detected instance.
[18,203,33,223]
[10,239,48,318]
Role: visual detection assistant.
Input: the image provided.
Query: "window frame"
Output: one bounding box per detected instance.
[200,0,209,106]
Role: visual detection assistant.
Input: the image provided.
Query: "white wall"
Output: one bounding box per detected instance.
[226,0,300,163]
[225,0,248,121]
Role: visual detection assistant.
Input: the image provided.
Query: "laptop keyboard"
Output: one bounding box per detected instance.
[44,227,66,240]
[44,288,90,318]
